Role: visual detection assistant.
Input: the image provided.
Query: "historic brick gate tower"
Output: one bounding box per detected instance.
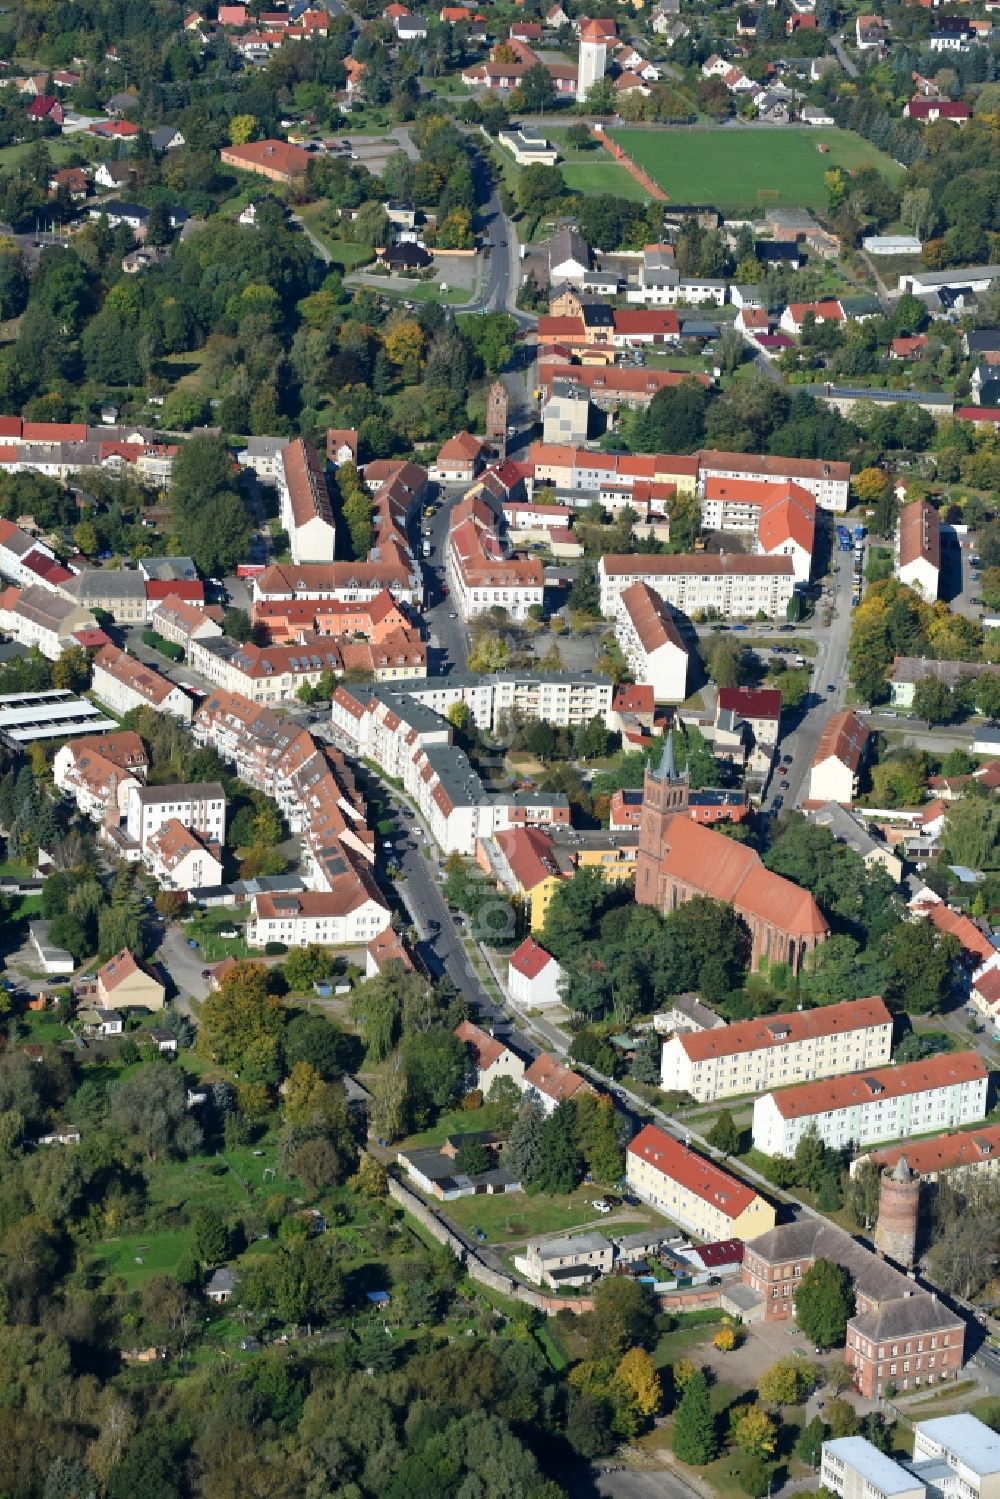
[875,1155,921,1268]
[486,380,508,461]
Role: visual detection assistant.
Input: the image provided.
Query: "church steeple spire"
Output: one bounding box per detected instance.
[656,728,678,782]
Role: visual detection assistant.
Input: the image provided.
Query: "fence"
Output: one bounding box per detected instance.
[595,129,668,201]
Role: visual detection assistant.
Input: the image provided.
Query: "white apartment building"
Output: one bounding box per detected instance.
[614,581,689,702]
[821,1439,926,1499]
[661,996,893,1103]
[91,646,193,722]
[247,887,390,948]
[53,742,143,823]
[700,477,816,583]
[911,1415,1000,1499]
[626,1123,776,1241]
[278,437,336,565]
[507,937,564,1008]
[598,553,796,620]
[752,1051,989,1157]
[0,586,92,659]
[144,818,224,891]
[896,499,941,600]
[446,494,544,623]
[125,781,226,853]
[807,710,871,806]
[333,672,615,741]
[698,449,851,513]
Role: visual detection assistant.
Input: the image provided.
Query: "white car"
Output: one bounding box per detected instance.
[592,1200,611,1214]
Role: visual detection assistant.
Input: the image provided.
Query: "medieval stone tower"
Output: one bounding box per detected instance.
[875,1156,921,1268]
[486,380,508,460]
[636,732,689,910]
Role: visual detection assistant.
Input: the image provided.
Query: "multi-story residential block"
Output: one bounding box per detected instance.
[61,567,147,624]
[0,585,93,658]
[144,818,224,892]
[446,493,544,621]
[698,449,851,512]
[614,582,689,702]
[700,476,816,582]
[598,553,796,620]
[278,437,336,564]
[333,671,614,740]
[92,646,193,722]
[820,1438,926,1499]
[537,362,709,412]
[246,882,390,948]
[251,587,410,644]
[476,825,566,931]
[53,731,148,823]
[752,1051,989,1156]
[188,631,425,703]
[626,1124,776,1241]
[454,1019,526,1093]
[807,710,871,805]
[848,1298,967,1399]
[125,781,226,853]
[528,442,699,498]
[857,1122,1000,1185]
[896,499,941,599]
[661,996,893,1103]
[0,518,55,583]
[910,1416,1000,1493]
[251,557,422,609]
[890,656,998,710]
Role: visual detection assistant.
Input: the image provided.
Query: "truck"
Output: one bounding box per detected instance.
[853,525,866,541]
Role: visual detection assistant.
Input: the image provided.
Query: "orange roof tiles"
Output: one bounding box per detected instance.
[898,498,941,571]
[494,826,560,890]
[926,904,996,963]
[455,1019,508,1071]
[866,1122,1000,1178]
[523,1051,588,1102]
[769,1051,988,1120]
[812,709,870,773]
[628,1124,759,1216]
[619,581,686,655]
[676,996,891,1064]
[659,815,828,938]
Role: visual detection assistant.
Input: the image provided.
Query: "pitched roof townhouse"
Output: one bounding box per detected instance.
[807,710,871,805]
[454,1020,526,1093]
[521,1051,591,1114]
[896,499,941,599]
[614,582,689,703]
[627,1124,776,1241]
[507,938,563,1008]
[91,646,193,722]
[661,995,893,1103]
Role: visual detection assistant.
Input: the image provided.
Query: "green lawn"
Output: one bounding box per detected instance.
[89,1229,192,1291]
[375,280,470,306]
[297,202,375,270]
[443,1187,656,1245]
[0,138,79,172]
[183,905,251,961]
[560,161,652,202]
[610,127,905,212]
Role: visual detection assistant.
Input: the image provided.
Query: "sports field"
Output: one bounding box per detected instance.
[560,160,652,202]
[609,127,905,212]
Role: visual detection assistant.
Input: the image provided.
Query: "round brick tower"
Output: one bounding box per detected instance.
[875,1155,920,1267]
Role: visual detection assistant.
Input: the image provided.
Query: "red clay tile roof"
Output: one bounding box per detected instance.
[865,1121,1000,1177]
[676,996,890,1063]
[509,936,557,981]
[522,1051,587,1101]
[718,686,782,720]
[812,709,870,772]
[455,1019,508,1071]
[898,498,941,572]
[768,1050,987,1120]
[619,581,686,654]
[628,1124,760,1216]
[926,903,995,963]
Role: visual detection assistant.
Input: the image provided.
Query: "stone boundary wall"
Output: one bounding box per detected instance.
[386,1173,595,1314]
[595,130,668,201]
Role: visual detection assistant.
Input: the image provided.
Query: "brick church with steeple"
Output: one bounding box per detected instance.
[636,733,829,974]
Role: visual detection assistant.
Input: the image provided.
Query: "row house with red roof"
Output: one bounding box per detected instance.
[278,437,336,565]
[701,476,816,582]
[507,937,563,1008]
[92,645,193,723]
[627,1125,776,1240]
[807,709,871,805]
[446,492,544,622]
[661,996,893,1103]
[753,1051,989,1156]
[0,584,93,659]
